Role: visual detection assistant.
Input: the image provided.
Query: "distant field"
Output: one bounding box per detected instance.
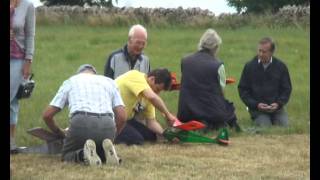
[12,24,309,179]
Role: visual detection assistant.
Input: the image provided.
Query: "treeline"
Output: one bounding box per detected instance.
[36,5,309,29]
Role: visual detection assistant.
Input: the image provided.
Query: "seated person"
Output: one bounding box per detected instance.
[238,37,292,127]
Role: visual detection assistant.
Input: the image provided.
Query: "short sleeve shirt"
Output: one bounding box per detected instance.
[115,70,155,120]
[50,73,124,118]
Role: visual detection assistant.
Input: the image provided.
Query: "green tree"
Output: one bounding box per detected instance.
[42,0,117,7]
[227,0,309,14]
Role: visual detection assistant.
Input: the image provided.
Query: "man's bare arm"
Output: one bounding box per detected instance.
[113,105,127,136]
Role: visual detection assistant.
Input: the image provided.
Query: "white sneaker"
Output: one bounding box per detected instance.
[83,139,102,166]
[103,139,120,165]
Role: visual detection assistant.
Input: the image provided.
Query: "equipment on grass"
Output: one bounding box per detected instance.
[173,119,206,131]
[163,127,230,145]
[19,127,64,154]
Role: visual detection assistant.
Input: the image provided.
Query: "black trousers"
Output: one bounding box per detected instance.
[114,118,157,145]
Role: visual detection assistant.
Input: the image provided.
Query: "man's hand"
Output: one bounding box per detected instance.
[165,113,178,126]
[171,137,180,143]
[54,127,66,139]
[22,60,32,79]
[257,103,271,112]
[267,103,279,112]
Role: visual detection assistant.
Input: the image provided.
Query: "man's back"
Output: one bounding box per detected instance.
[115,70,154,120]
[178,50,233,125]
[51,73,120,115]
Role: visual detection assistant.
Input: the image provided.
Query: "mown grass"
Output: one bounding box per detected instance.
[12,24,309,179]
[11,134,309,179]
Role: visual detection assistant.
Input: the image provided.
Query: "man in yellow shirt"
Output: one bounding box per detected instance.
[115,69,177,145]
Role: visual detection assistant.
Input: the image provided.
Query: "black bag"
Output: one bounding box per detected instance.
[16,74,35,99]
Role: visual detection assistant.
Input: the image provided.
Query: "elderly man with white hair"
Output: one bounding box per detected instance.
[104,24,150,79]
[104,24,152,140]
[177,29,241,132]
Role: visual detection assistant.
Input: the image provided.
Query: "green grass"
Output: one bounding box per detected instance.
[19,25,309,146]
[11,134,309,179]
[12,24,309,179]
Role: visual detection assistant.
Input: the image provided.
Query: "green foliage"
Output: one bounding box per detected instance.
[42,0,117,7]
[35,7,309,30]
[226,0,309,14]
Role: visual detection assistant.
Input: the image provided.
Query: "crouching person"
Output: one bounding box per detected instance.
[114,69,178,145]
[42,64,126,166]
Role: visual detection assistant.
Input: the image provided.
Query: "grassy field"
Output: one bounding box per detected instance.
[11,134,309,180]
[11,24,310,179]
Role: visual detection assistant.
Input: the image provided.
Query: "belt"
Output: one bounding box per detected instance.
[72,111,111,118]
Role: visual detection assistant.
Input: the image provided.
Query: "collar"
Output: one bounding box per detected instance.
[258,57,273,64]
[123,44,143,62]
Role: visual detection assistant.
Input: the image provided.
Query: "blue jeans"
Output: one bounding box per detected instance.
[10,59,24,125]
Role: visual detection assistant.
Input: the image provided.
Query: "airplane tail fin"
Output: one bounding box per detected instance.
[215,128,230,145]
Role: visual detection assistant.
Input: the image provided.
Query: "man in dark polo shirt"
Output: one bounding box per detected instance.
[238,37,292,127]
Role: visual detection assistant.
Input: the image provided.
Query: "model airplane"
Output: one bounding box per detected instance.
[163,127,230,145]
[164,119,230,145]
[173,119,206,131]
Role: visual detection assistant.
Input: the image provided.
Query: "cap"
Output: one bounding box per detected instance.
[77,64,97,74]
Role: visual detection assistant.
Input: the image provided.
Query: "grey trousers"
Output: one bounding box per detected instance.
[62,113,116,163]
[249,107,289,127]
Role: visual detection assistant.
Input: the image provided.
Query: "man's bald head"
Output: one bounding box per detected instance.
[127,24,148,57]
[128,24,147,40]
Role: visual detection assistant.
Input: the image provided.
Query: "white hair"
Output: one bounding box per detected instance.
[198,29,222,53]
[128,24,147,39]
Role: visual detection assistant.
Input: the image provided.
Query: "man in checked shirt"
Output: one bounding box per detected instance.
[42,64,126,166]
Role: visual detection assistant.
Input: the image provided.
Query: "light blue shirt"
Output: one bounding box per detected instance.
[50,73,124,119]
[218,64,226,89]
